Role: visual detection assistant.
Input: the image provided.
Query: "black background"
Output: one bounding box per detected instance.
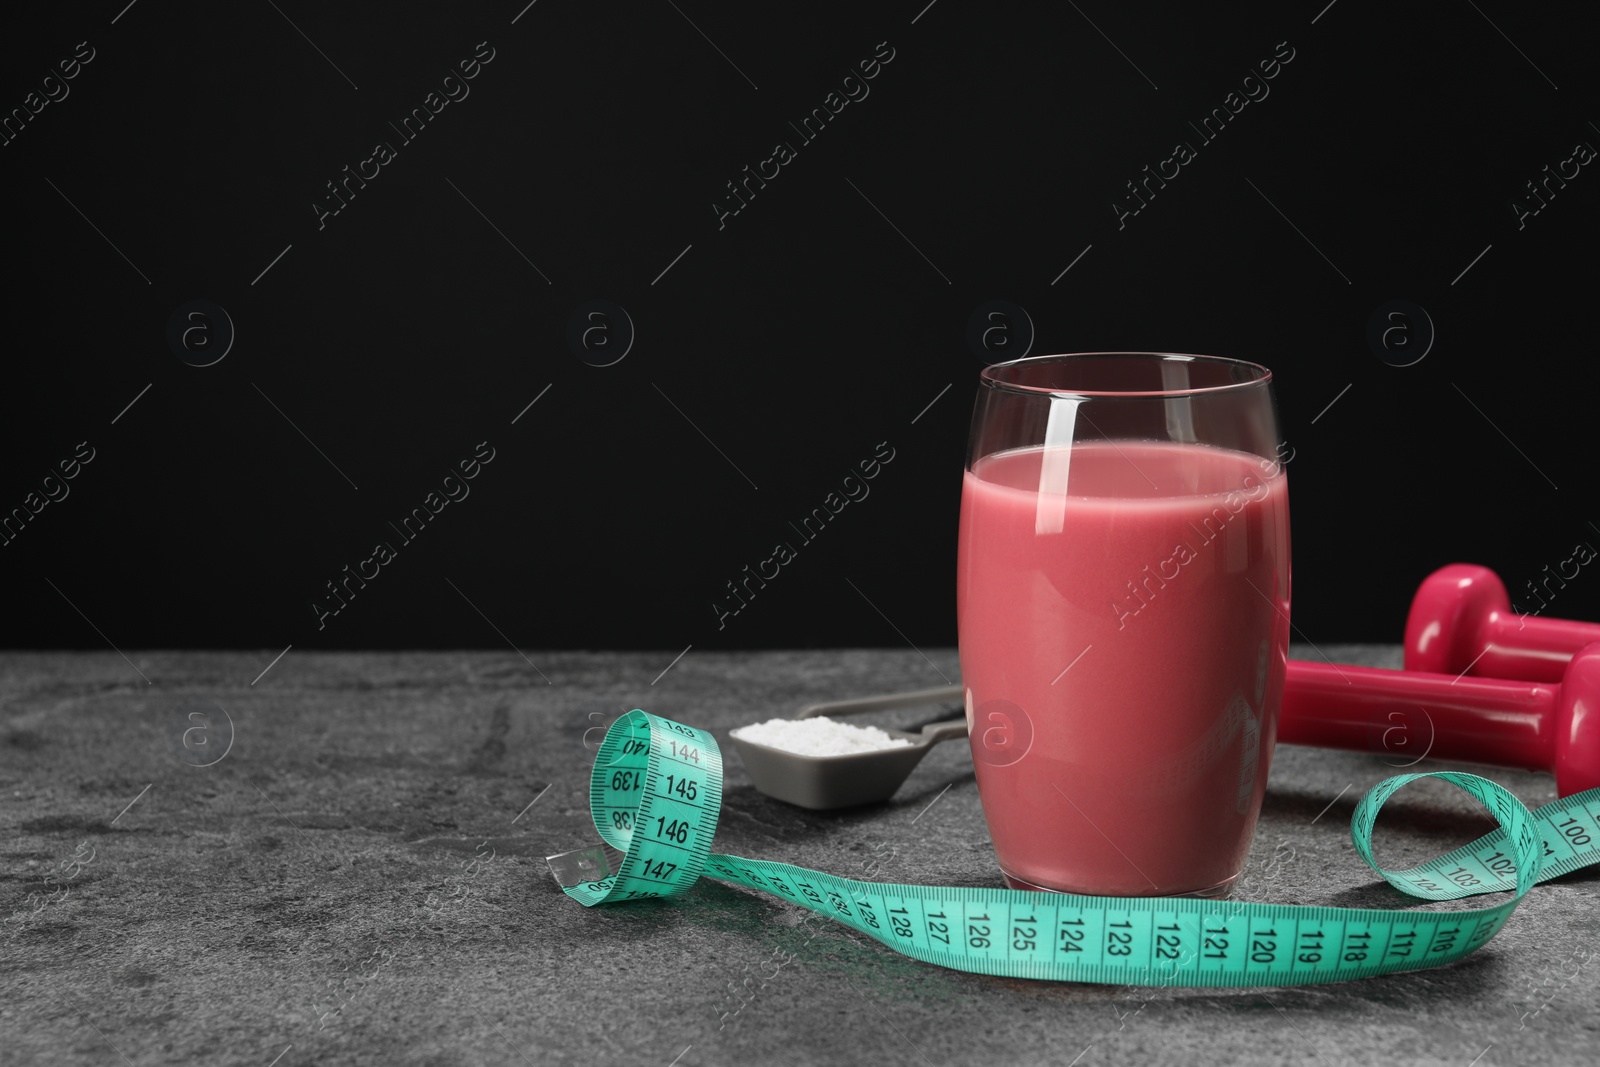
[2,1,1596,655]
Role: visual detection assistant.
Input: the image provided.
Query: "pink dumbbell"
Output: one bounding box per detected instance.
[1279,641,1600,796]
[1405,563,1600,682]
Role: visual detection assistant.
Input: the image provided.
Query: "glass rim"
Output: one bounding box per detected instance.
[979,352,1273,399]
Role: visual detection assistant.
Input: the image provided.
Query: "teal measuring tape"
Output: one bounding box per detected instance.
[550,710,1600,987]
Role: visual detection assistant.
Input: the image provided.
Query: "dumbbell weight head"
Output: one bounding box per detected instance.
[1554,642,1600,797]
[1404,564,1510,677]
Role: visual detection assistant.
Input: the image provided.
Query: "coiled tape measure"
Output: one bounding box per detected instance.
[547,710,1600,987]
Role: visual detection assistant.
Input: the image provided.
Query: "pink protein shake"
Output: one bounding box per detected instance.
[957,440,1290,896]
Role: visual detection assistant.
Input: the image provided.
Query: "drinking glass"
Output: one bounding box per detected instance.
[957,353,1291,897]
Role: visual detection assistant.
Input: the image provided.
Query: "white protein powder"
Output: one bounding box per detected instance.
[732,716,913,757]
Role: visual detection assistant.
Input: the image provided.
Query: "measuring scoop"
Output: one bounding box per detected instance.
[729,685,969,809]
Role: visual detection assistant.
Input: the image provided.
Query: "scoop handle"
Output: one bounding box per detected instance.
[917,716,970,745]
[794,684,964,719]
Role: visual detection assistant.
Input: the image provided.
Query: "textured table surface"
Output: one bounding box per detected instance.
[3,647,1598,1067]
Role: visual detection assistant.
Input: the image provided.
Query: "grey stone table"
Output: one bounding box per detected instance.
[3,647,1598,1067]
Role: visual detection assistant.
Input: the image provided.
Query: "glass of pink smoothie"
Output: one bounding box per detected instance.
[957,353,1290,898]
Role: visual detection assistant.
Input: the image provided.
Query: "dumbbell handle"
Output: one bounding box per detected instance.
[1469,614,1600,682]
[1278,660,1558,773]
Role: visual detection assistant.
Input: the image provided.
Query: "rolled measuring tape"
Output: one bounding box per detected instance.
[547,710,1600,987]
